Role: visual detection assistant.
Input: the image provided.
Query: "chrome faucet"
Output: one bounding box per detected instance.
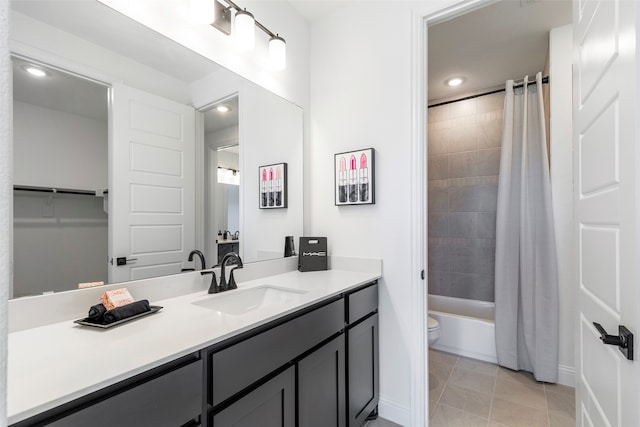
[188,250,206,271]
[220,252,243,291]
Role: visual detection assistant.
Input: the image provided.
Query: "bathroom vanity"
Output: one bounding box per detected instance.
[7,268,379,427]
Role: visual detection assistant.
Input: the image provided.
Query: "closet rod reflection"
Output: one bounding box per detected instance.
[428,75,549,109]
[13,185,107,196]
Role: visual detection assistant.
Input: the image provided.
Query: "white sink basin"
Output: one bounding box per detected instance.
[192,285,308,315]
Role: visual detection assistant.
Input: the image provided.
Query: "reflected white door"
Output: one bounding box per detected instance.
[574,0,639,425]
[109,84,195,283]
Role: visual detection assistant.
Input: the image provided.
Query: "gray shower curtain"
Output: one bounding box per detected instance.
[495,72,559,383]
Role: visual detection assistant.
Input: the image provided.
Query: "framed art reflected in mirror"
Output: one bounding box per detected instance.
[259,163,287,209]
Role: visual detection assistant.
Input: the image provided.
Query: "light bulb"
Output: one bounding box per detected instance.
[446,77,464,87]
[235,9,255,50]
[190,0,216,24]
[269,36,286,70]
[24,66,48,78]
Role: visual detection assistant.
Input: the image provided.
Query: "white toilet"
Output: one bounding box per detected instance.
[428,316,441,346]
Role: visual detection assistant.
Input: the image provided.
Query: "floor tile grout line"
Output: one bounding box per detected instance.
[437,402,491,424]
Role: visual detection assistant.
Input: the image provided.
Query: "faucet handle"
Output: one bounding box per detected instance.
[201,270,221,294]
[228,267,240,290]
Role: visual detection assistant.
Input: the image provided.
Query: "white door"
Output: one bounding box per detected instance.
[109,84,195,283]
[574,0,639,425]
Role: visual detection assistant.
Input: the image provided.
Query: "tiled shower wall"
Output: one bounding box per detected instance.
[427,92,504,302]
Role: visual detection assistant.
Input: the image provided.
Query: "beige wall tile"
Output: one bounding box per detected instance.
[429,128,450,157]
[449,98,478,119]
[429,104,449,123]
[449,124,478,154]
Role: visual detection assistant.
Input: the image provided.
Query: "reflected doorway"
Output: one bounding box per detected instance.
[203,96,240,267]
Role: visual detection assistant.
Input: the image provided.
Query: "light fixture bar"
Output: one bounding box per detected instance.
[224,0,277,39]
[211,0,231,35]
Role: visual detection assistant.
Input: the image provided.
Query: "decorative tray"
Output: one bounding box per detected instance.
[73,305,163,329]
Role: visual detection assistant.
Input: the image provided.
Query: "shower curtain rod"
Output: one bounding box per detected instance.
[428,75,549,109]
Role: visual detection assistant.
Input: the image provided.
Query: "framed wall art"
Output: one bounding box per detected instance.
[334,148,375,205]
[259,163,287,209]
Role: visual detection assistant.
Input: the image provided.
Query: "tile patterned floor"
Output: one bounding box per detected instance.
[429,350,576,427]
[365,417,404,427]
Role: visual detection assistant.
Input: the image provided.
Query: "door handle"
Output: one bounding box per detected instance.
[111,257,138,266]
[593,322,634,361]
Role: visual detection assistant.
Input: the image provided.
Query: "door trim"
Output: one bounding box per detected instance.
[410,1,500,425]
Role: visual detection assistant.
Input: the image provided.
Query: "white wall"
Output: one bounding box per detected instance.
[550,24,575,385]
[1,0,10,421]
[13,101,107,190]
[308,1,483,424]
[310,3,415,422]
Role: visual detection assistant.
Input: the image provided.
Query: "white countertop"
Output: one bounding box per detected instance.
[7,269,380,424]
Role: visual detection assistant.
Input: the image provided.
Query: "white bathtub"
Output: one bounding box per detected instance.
[428,294,497,364]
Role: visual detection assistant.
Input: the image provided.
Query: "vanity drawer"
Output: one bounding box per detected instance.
[46,358,203,427]
[211,298,344,406]
[347,282,378,324]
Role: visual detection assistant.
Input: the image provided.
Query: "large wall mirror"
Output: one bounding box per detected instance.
[10,0,303,298]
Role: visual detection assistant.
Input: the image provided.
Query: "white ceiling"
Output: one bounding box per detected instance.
[428,0,572,101]
[12,57,108,121]
[11,0,222,84]
[204,96,240,133]
[11,0,225,120]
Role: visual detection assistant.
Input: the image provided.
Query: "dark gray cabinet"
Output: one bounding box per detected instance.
[346,283,379,427]
[298,334,346,427]
[210,299,344,406]
[15,281,379,427]
[211,367,295,427]
[40,356,203,427]
[347,313,379,427]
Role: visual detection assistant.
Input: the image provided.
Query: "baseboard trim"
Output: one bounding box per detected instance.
[378,395,411,426]
[557,364,575,387]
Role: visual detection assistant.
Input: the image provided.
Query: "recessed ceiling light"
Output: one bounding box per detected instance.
[446,77,464,87]
[216,105,230,113]
[23,66,49,78]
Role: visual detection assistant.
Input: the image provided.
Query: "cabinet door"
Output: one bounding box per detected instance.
[212,367,295,427]
[347,313,379,427]
[298,334,346,427]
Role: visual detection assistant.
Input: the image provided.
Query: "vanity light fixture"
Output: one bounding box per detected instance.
[235,9,255,50]
[446,77,465,87]
[190,0,216,24]
[269,35,286,70]
[196,0,287,70]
